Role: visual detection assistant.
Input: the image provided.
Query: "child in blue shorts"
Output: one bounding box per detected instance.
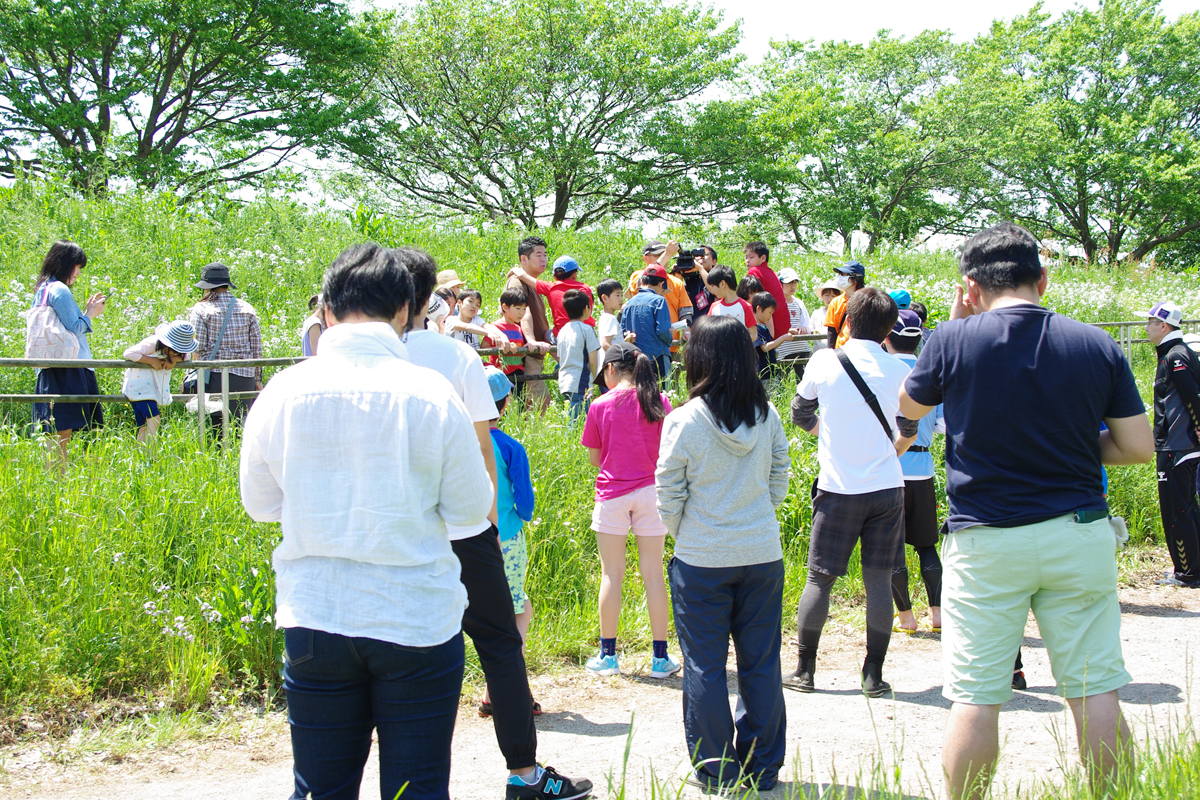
[121,320,198,442]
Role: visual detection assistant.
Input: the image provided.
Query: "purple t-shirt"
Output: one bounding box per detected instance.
[580,387,673,501]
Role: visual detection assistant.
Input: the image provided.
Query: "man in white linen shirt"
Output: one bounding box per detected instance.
[396,247,593,800]
[240,243,491,800]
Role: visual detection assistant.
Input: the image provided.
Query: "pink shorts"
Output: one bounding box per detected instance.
[591,485,667,537]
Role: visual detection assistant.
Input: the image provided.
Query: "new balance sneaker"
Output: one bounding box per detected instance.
[506,765,593,800]
[649,653,682,678]
[584,651,620,676]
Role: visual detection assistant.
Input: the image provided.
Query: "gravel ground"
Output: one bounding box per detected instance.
[4,585,1198,800]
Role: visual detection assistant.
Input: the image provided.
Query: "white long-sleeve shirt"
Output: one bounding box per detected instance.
[239,321,491,647]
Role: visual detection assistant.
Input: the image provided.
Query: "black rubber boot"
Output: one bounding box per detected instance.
[783,656,816,692]
[861,660,892,698]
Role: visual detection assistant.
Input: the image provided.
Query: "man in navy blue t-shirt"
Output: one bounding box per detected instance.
[899,223,1153,800]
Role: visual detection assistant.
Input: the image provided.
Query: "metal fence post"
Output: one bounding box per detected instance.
[196,368,206,451]
[221,368,231,441]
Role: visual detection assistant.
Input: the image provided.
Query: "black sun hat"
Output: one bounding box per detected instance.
[195,262,237,290]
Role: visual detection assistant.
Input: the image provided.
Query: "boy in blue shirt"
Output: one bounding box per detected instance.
[620,265,673,380]
[752,292,795,386]
[884,310,945,635]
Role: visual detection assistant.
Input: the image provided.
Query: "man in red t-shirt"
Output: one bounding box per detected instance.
[744,241,789,339]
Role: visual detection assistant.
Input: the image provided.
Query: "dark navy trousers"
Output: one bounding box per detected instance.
[669,557,787,790]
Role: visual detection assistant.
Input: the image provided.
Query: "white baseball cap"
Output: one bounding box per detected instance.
[777,268,800,284]
[1141,301,1183,327]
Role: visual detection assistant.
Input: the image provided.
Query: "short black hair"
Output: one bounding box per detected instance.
[562,288,591,320]
[518,236,547,258]
[960,223,1042,293]
[37,240,87,286]
[737,275,762,301]
[702,245,718,261]
[458,288,482,304]
[750,291,776,311]
[705,265,737,292]
[846,286,897,343]
[887,332,920,354]
[685,315,769,432]
[596,278,623,301]
[494,395,508,418]
[909,301,928,324]
[640,274,666,288]
[395,246,437,313]
[500,287,527,308]
[322,243,413,323]
[745,241,769,260]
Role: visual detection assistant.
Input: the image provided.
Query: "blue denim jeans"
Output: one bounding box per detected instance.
[563,391,589,422]
[669,557,786,791]
[282,627,464,800]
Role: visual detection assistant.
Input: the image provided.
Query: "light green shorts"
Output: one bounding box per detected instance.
[500,529,530,615]
[942,515,1130,705]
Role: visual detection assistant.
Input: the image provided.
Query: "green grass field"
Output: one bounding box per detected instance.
[0,178,1193,757]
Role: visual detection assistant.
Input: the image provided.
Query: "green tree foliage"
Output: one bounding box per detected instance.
[743,31,983,256]
[950,0,1200,265]
[0,0,380,195]
[343,0,742,229]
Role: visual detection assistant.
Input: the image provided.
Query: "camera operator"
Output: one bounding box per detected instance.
[664,243,717,320]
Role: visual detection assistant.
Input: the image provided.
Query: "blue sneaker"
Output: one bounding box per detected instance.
[585,651,619,676]
[650,653,681,678]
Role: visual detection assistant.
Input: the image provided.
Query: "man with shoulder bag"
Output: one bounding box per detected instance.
[787,287,918,698]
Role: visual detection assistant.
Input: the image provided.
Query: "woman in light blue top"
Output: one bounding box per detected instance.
[30,241,106,463]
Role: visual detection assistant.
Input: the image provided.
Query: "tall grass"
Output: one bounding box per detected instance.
[0,178,1189,728]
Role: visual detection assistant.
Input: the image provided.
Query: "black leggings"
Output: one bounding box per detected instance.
[796,567,893,667]
[891,545,943,612]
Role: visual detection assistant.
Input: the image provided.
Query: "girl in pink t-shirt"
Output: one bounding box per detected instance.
[579,342,678,678]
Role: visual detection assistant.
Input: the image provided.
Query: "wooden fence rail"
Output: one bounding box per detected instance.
[0,321,1187,445]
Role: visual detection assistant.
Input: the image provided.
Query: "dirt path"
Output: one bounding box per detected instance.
[4,586,1199,800]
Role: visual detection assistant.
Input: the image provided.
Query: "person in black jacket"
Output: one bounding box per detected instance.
[1145,300,1200,587]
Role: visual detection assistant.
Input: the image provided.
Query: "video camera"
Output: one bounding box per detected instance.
[673,247,707,272]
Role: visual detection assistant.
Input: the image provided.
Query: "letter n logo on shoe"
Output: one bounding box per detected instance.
[545,778,562,795]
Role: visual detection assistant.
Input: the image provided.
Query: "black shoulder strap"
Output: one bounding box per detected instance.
[835,349,894,442]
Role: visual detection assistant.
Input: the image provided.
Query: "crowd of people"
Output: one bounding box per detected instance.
[24,220,1199,800]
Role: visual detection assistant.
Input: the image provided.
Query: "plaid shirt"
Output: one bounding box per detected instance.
[189,292,263,380]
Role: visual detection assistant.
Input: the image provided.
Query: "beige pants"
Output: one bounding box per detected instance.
[523,355,550,410]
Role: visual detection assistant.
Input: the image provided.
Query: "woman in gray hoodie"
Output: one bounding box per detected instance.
[656,314,791,792]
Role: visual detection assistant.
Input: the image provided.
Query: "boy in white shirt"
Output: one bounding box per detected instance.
[704,265,755,329]
[445,289,510,351]
[595,278,625,355]
[775,267,813,379]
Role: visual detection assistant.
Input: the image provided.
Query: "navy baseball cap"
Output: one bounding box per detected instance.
[891,309,923,338]
[835,260,866,278]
